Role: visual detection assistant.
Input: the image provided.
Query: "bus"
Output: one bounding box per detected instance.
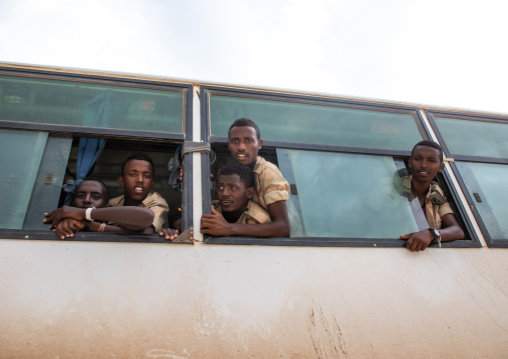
[0,62,507,358]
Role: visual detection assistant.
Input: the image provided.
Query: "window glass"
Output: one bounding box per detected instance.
[455,162,508,240]
[0,75,184,133]
[23,136,73,230]
[434,117,508,159]
[277,149,421,238]
[0,129,48,229]
[210,95,423,151]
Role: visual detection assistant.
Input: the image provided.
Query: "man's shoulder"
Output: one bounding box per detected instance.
[253,156,284,176]
[108,195,124,207]
[142,192,169,207]
[429,181,448,205]
[242,200,272,224]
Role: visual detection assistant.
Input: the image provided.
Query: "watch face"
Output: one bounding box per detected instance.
[430,228,440,238]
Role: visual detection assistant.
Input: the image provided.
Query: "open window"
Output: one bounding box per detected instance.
[0,66,192,242]
[427,110,508,247]
[202,87,479,247]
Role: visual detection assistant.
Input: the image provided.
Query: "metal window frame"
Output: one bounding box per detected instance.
[0,66,194,243]
[200,86,481,248]
[426,109,508,247]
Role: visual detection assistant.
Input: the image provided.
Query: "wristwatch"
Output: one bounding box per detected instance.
[428,228,441,248]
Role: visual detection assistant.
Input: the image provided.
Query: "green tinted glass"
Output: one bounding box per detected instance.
[0,129,48,229]
[456,162,508,240]
[434,117,508,159]
[211,95,423,150]
[23,136,73,230]
[0,75,184,133]
[277,149,420,238]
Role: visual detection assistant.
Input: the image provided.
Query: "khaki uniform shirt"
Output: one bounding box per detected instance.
[252,156,290,210]
[108,192,169,232]
[401,176,454,229]
[217,200,272,224]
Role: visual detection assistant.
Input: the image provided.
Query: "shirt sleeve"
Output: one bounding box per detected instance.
[245,202,272,224]
[259,167,290,206]
[143,193,169,232]
[438,202,454,218]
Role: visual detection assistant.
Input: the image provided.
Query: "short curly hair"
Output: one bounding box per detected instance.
[121,153,155,176]
[228,118,261,140]
[217,162,255,188]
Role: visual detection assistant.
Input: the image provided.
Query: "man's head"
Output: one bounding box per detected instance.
[216,162,255,215]
[72,178,109,209]
[409,140,445,183]
[227,118,263,168]
[118,153,155,206]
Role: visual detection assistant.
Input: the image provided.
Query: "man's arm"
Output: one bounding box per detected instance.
[200,200,290,238]
[52,218,155,239]
[45,206,154,231]
[400,213,465,252]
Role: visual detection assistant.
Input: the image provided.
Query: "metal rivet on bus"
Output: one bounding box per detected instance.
[373,244,377,247]
[24,235,29,239]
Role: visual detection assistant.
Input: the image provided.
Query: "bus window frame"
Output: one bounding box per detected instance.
[201,86,481,248]
[426,109,508,247]
[0,66,194,243]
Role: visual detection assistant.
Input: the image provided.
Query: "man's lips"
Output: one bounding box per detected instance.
[134,186,144,194]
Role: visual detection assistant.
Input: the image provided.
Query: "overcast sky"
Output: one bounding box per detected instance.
[1,0,507,114]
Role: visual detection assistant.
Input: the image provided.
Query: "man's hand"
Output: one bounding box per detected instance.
[44,206,85,229]
[400,229,434,252]
[200,206,233,236]
[158,228,179,241]
[53,218,86,239]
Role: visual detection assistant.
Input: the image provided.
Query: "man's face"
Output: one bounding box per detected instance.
[118,159,155,205]
[227,126,263,168]
[408,145,444,183]
[217,174,253,213]
[72,180,108,208]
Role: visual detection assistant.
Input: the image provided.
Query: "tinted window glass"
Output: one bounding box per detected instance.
[455,162,508,240]
[434,117,508,159]
[0,75,184,133]
[0,129,48,229]
[211,95,423,151]
[277,149,422,238]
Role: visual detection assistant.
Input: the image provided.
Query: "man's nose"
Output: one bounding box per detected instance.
[136,174,144,182]
[84,194,92,203]
[238,141,246,150]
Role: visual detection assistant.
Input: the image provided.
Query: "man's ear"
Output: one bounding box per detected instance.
[246,187,254,200]
[117,176,125,187]
[258,138,263,149]
[408,157,413,169]
[438,162,445,173]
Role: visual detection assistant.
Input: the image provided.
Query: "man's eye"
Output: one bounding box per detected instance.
[143,174,152,179]
[75,194,84,199]
[129,172,137,177]
[217,186,224,190]
[92,195,102,200]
